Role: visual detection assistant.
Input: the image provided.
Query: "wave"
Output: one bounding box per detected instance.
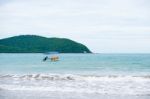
[0,74,150,95]
[0,74,150,81]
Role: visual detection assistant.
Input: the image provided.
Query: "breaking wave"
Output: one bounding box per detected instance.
[0,74,150,95]
[0,74,150,81]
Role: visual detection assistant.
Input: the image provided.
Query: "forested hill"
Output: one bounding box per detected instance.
[0,35,91,53]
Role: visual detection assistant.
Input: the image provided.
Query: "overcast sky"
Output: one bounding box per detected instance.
[0,0,150,53]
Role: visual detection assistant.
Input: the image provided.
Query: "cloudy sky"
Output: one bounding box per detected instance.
[0,0,150,53]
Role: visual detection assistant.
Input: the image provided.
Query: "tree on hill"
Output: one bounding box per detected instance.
[0,35,91,53]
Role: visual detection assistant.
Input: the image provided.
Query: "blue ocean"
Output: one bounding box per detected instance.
[0,53,150,99]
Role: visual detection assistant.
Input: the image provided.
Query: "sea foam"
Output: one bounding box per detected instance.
[0,74,150,95]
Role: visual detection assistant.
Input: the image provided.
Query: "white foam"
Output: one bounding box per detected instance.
[0,74,150,95]
[1,74,150,81]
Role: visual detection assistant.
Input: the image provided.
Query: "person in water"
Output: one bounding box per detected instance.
[43,56,48,61]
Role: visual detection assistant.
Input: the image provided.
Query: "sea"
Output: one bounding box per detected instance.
[0,53,150,99]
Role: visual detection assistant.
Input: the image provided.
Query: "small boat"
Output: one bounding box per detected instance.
[43,51,59,62]
[43,55,59,62]
[50,56,59,61]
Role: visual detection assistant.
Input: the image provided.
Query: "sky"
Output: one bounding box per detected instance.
[0,0,150,53]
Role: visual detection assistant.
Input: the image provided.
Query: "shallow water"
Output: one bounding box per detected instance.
[0,53,150,99]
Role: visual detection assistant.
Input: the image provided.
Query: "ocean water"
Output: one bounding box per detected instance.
[0,53,150,99]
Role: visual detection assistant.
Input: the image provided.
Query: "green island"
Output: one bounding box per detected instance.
[0,35,91,53]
